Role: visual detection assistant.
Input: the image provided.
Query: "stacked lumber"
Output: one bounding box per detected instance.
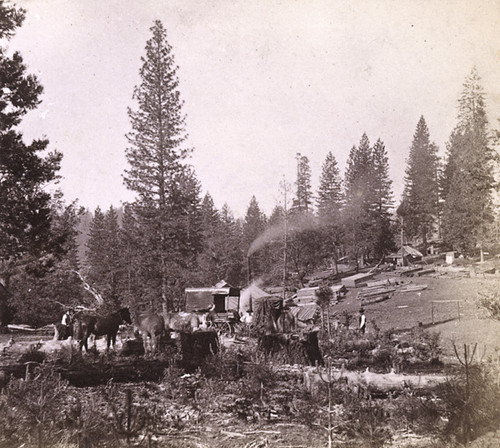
[358,287,396,298]
[341,272,375,288]
[358,283,395,305]
[358,276,402,305]
[365,278,400,288]
[399,267,423,277]
[398,284,428,293]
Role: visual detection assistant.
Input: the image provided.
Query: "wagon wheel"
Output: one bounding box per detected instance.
[211,321,233,336]
[221,321,234,336]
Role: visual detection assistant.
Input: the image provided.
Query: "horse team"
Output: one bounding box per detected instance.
[60,307,207,354]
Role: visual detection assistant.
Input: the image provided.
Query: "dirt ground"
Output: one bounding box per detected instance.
[334,270,500,362]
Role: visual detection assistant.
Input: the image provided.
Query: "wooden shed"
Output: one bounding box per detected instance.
[387,246,424,267]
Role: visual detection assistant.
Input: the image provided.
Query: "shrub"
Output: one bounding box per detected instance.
[437,346,500,444]
[0,364,69,447]
[342,400,393,448]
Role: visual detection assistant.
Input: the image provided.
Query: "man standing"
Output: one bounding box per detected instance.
[59,309,74,340]
[359,308,366,334]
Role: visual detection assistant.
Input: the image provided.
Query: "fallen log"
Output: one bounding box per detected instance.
[361,293,393,306]
[1,359,174,387]
[416,268,435,276]
[303,365,446,398]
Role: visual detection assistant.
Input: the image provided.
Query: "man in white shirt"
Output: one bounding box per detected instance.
[359,308,366,334]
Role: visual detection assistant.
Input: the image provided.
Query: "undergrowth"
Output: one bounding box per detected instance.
[2,329,498,447]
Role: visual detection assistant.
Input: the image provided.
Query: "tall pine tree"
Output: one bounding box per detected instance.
[342,134,375,267]
[441,68,496,256]
[0,2,62,268]
[293,153,313,214]
[244,196,267,282]
[371,139,395,259]
[398,116,440,251]
[317,151,343,270]
[317,151,342,220]
[124,21,201,311]
[0,2,64,327]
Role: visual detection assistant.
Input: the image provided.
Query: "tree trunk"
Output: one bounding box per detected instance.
[326,306,331,337]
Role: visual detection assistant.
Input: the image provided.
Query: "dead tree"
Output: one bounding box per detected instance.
[71,270,104,306]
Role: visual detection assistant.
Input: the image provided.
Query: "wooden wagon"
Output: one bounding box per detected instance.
[184,280,241,335]
[205,310,240,335]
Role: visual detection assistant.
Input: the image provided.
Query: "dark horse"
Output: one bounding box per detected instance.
[75,307,132,351]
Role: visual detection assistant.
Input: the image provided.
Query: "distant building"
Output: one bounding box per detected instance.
[387,245,424,267]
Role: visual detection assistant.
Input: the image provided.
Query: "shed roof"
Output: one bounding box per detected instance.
[388,245,424,259]
[290,304,318,322]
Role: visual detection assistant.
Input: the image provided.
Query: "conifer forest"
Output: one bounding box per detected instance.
[1,1,500,447]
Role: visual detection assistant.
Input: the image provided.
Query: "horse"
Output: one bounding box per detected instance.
[75,307,132,351]
[133,312,165,354]
[162,311,204,332]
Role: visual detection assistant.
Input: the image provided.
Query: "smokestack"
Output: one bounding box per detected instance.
[247,256,251,285]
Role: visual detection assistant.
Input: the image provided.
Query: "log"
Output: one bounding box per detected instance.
[361,293,393,306]
[398,284,428,293]
[58,359,173,386]
[416,268,435,276]
[358,287,396,298]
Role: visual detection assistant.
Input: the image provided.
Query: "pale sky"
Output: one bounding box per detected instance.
[8,0,500,217]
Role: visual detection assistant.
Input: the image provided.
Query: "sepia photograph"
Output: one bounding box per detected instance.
[1,0,500,446]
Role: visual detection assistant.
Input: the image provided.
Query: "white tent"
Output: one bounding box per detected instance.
[240,283,275,313]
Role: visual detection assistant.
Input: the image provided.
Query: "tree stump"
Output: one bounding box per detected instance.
[179,330,219,371]
[258,331,323,366]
